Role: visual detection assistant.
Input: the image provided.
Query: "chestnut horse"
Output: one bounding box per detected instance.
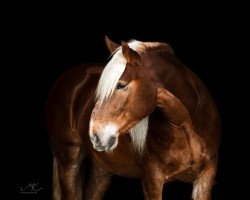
[46,37,221,200]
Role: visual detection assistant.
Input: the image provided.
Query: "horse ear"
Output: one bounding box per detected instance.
[105,36,120,54]
[121,41,142,65]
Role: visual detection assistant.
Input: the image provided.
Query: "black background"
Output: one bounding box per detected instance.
[8,3,245,200]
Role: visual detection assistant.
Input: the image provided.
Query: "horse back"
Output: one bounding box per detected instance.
[46,64,103,145]
[181,66,221,156]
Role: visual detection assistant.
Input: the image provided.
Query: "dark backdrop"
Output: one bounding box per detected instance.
[9,4,244,200]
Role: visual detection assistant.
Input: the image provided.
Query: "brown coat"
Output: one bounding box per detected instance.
[46,38,220,200]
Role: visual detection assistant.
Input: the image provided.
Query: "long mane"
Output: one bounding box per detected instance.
[95,40,148,154]
[95,40,143,104]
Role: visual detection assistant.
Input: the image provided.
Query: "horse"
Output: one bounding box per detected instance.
[46,36,221,200]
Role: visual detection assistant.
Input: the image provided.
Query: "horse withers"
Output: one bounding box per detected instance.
[46,36,221,200]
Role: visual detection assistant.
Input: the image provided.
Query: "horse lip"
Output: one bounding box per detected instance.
[93,141,118,152]
[93,145,105,152]
[94,145,116,152]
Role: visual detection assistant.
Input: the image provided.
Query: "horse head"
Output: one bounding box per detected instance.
[89,37,169,152]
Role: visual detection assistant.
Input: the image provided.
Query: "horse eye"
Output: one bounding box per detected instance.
[116,82,128,90]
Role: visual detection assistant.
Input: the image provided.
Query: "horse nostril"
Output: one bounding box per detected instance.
[108,136,116,148]
[92,133,100,144]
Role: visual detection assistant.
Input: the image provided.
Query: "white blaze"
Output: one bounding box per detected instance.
[100,124,118,143]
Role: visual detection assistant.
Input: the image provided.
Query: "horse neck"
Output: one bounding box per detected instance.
[158,57,217,133]
[163,64,199,113]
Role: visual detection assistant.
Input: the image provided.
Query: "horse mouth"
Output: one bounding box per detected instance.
[90,134,118,152]
[92,141,118,152]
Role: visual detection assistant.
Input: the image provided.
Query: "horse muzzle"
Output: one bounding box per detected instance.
[89,122,119,152]
[90,133,118,152]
